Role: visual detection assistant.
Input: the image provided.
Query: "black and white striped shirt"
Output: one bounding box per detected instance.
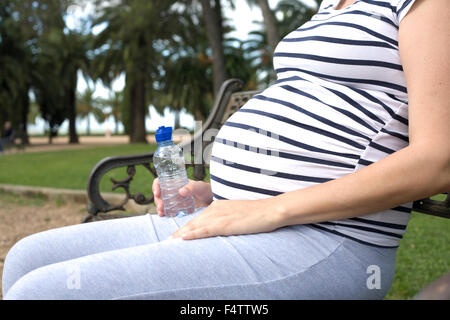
[209,0,417,248]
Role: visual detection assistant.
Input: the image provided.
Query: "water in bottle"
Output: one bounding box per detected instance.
[153,126,195,217]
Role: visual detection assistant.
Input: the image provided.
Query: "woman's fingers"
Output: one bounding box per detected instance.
[179,227,212,240]
[154,179,212,216]
[152,178,160,197]
[152,178,164,216]
[171,206,222,239]
[178,186,193,197]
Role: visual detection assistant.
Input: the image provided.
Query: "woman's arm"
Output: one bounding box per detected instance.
[171,0,450,240]
[275,0,450,226]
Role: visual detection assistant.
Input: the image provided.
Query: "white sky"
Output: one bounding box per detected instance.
[30,0,316,134]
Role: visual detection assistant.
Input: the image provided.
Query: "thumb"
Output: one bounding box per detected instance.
[179,185,194,197]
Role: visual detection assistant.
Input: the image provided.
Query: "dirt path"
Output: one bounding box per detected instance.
[0,191,86,299]
[4,134,190,154]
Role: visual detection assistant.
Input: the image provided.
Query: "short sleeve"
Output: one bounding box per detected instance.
[393,0,418,25]
[317,0,334,12]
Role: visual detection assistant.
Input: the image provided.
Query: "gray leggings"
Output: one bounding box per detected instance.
[2,208,397,299]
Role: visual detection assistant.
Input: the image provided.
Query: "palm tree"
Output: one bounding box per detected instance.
[198,0,228,97]
[92,0,180,143]
[151,4,213,123]
[0,4,28,140]
[153,4,258,124]
[2,0,87,144]
[97,90,124,135]
[0,0,46,144]
[61,31,90,143]
[155,54,214,123]
[77,86,104,136]
[276,0,320,37]
[244,26,276,86]
[247,0,280,58]
[32,40,67,144]
[243,0,320,85]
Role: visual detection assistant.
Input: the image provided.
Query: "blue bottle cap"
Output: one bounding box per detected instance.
[155,126,173,143]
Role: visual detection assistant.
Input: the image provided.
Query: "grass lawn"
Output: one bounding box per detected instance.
[0,144,208,196]
[385,206,450,299]
[0,146,448,299]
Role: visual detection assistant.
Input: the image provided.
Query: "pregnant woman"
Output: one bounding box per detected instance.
[2,0,449,299]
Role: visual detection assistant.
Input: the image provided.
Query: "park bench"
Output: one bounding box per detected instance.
[84,78,450,299]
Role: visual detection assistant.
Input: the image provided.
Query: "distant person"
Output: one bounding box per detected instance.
[0,121,13,153]
[105,128,111,138]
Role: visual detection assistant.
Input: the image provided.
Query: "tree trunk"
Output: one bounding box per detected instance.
[20,85,30,145]
[199,0,228,97]
[87,108,91,136]
[256,0,280,57]
[174,110,181,129]
[114,116,119,135]
[68,76,79,144]
[128,74,147,143]
[48,123,53,144]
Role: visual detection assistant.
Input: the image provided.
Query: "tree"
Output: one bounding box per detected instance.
[151,3,213,123]
[33,41,68,144]
[57,30,90,143]
[92,0,181,143]
[1,0,87,144]
[153,3,257,124]
[0,0,40,144]
[77,86,105,136]
[198,0,228,97]
[99,90,123,135]
[276,0,320,37]
[248,0,280,58]
[243,0,319,85]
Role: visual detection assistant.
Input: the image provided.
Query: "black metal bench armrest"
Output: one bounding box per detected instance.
[412,192,450,219]
[86,152,157,215]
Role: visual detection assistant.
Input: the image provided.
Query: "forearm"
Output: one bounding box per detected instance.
[270,144,450,227]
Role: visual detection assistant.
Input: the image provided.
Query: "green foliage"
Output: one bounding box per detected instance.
[243,0,319,85]
[1,0,323,141]
[0,1,34,133]
[98,90,124,135]
[385,211,450,299]
[0,0,90,142]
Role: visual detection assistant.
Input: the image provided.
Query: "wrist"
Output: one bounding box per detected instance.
[198,181,213,205]
[261,195,290,229]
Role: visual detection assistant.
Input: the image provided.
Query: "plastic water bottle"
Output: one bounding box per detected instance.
[153,126,195,217]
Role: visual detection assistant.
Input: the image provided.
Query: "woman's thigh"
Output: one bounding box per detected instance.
[3,219,396,300]
[2,209,202,296]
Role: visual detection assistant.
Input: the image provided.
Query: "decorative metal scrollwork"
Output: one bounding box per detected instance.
[106,163,157,212]
[85,80,255,220]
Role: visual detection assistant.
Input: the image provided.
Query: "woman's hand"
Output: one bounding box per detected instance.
[152,178,213,216]
[170,198,284,240]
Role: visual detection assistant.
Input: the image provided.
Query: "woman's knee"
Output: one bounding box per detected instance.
[3,262,81,300]
[2,231,57,296]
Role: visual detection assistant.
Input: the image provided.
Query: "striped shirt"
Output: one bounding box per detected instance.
[209,0,418,248]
